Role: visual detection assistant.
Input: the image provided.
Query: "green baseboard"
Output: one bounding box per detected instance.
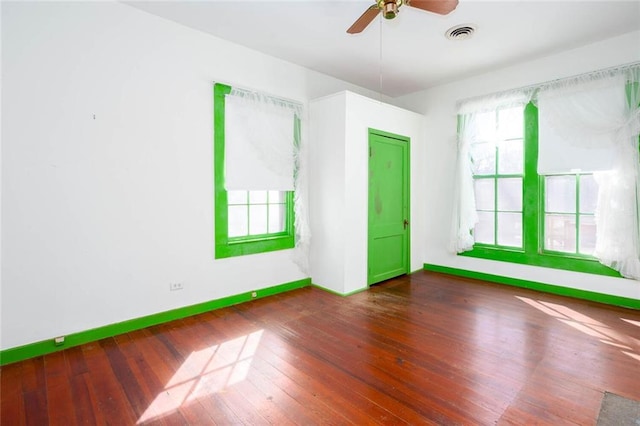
[311,283,369,297]
[423,264,639,310]
[0,278,311,366]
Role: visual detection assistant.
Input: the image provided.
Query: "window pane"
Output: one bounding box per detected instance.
[471,142,496,175]
[498,139,523,175]
[579,215,597,255]
[268,190,285,204]
[497,178,522,211]
[268,204,286,233]
[249,191,268,204]
[497,212,522,248]
[474,179,495,211]
[227,190,247,205]
[545,214,576,253]
[546,175,576,213]
[228,206,248,237]
[475,111,496,142]
[498,106,524,140]
[474,211,495,244]
[249,205,268,235]
[579,175,598,214]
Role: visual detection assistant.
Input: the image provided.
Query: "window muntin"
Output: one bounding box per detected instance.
[228,190,288,239]
[543,174,597,256]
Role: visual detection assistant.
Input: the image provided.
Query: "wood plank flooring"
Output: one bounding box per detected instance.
[2,270,640,425]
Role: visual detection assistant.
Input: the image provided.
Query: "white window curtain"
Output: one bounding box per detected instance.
[224,90,298,190]
[450,113,479,253]
[536,66,640,279]
[451,91,533,253]
[224,88,311,271]
[537,75,626,174]
[451,64,640,280]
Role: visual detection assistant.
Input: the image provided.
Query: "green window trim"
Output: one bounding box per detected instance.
[462,102,621,278]
[213,83,295,259]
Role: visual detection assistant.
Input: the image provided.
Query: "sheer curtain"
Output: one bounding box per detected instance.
[450,113,478,252]
[451,64,640,279]
[225,89,300,190]
[225,88,311,271]
[537,66,640,279]
[451,91,533,252]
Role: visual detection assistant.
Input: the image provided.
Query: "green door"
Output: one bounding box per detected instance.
[368,130,410,285]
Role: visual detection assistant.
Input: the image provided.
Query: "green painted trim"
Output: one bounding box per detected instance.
[462,102,621,279]
[0,278,311,366]
[461,247,621,277]
[311,283,369,297]
[523,102,540,255]
[368,128,409,142]
[423,263,639,310]
[213,83,295,259]
[367,128,411,285]
[214,82,231,257]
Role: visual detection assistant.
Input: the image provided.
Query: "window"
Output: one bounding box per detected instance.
[471,106,524,248]
[454,68,640,280]
[543,174,597,256]
[214,83,295,258]
[464,103,619,277]
[227,190,290,238]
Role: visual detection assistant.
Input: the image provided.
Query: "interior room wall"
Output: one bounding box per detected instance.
[343,92,427,294]
[0,1,383,351]
[309,91,426,295]
[395,30,640,301]
[309,94,347,294]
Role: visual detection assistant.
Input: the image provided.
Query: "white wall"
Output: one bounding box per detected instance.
[0,1,383,350]
[0,3,3,349]
[310,91,426,294]
[309,94,347,295]
[395,31,640,301]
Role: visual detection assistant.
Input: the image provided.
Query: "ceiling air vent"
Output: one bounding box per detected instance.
[445,24,476,41]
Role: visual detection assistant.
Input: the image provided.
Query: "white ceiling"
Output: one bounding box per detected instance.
[126,0,640,97]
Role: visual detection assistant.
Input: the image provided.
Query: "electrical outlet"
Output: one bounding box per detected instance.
[251,291,257,298]
[170,282,184,291]
[54,336,65,346]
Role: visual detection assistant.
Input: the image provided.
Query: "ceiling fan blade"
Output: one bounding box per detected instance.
[405,0,459,15]
[347,5,380,34]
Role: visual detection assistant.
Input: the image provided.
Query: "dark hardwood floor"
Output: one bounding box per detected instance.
[2,270,640,425]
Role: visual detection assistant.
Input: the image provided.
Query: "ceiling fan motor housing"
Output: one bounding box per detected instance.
[379,0,402,19]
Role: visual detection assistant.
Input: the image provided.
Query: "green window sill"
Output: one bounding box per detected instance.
[216,234,294,259]
[460,246,621,278]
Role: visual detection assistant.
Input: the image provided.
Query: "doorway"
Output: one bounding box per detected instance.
[367,129,410,285]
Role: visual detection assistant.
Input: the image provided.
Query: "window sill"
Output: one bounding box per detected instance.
[460,246,620,278]
[216,234,294,259]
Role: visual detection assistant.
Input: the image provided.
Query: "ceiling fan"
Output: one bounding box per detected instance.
[347,0,459,34]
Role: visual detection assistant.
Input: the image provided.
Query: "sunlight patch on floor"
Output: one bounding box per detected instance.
[622,351,640,362]
[621,318,640,328]
[137,329,264,424]
[515,296,639,361]
[599,339,633,350]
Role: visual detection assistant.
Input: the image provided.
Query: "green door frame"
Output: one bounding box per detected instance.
[367,128,411,285]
